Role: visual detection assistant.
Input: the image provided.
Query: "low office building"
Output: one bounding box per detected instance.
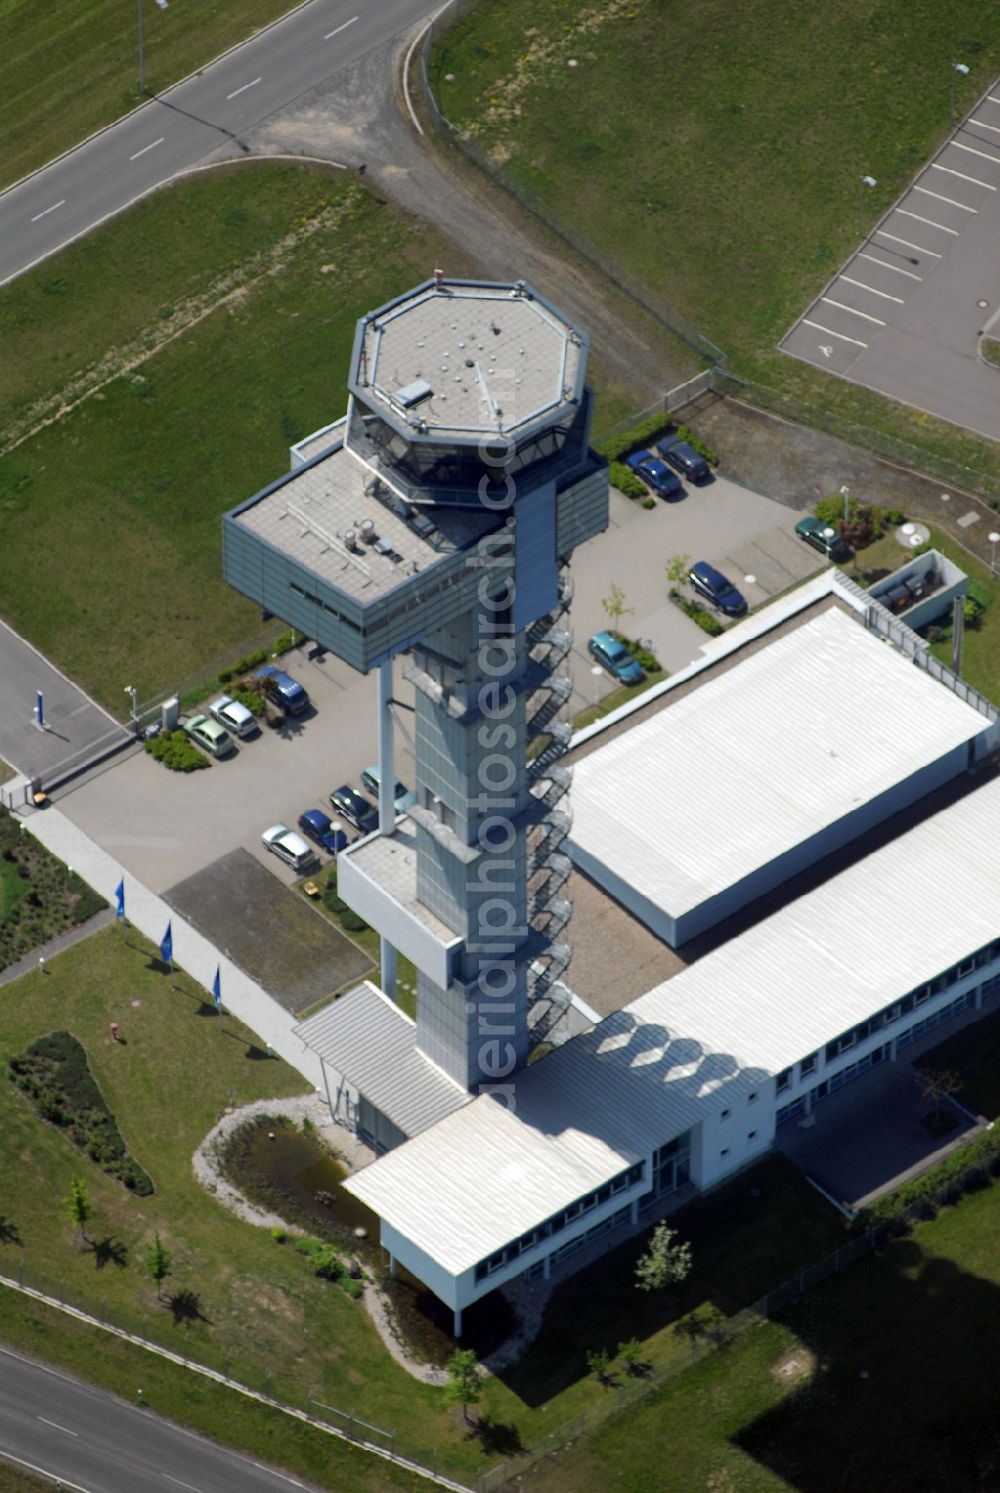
[346,768,1000,1332]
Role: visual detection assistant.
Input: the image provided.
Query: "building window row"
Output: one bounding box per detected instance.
[288,580,360,631]
[823,939,1000,1066]
[473,1161,644,1281]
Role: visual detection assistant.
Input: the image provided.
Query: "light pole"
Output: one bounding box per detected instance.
[138,0,170,94]
[124,685,139,735]
[989,531,1000,575]
[839,484,851,524]
[858,175,876,239]
[951,62,969,122]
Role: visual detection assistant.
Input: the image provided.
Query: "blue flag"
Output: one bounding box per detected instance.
[212,966,222,1012]
[115,878,125,920]
[159,921,173,966]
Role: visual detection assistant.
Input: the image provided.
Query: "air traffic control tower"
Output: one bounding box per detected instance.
[223,277,608,1142]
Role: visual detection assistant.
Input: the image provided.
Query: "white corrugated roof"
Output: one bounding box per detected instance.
[294,983,470,1137]
[570,607,987,921]
[345,773,1000,1274]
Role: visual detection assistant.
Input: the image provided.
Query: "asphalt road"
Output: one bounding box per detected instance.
[0,0,434,287]
[0,1343,324,1493]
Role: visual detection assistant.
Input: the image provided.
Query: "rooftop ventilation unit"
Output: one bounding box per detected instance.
[344,529,359,551]
[394,378,434,409]
[360,518,377,544]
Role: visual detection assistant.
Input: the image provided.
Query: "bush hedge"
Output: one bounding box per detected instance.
[596,413,667,463]
[8,1031,154,1194]
[614,633,661,673]
[669,589,725,637]
[851,1126,1000,1236]
[144,730,209,772]
[217,648,269,686]
[0,813,106,970]
[609,460,648,501]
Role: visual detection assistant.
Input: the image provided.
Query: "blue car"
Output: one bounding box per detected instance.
[297,809,349,855]
[254,663,310,715]
[624,449,683,499]
[688,561,748,618]
[587,631,645,686]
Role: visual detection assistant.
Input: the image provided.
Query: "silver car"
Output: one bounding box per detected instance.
[209,694,258,739]
[261,825,315,873]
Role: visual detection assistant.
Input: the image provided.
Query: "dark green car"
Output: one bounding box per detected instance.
[795,516,852,563]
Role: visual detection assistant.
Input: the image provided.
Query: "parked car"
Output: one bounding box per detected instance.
[330,784,379,835]
[261,824,315,872]
[182,713,235,758]
[657,435,711,483]
[208,693,258,739]
[360,765,417,815]
[688,561,748,617]
[795,515,853,563]
[623,449,683,499]
[587,630,645,685]
[254,663,310,715]
[297,809,349,855]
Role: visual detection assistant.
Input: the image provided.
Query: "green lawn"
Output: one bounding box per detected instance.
[918,1008,1000,1120]
[854,525,1000,703]
[523,1180,1000,1492]
[0,0,297,191]
[430,0,1000,486]
[0,164,472,713]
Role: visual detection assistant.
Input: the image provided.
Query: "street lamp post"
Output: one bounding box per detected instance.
[858,175,876,239]
[989,531,1000,575]
[839,484,851,524]
[138,0,170,94]
[951,62,970,122]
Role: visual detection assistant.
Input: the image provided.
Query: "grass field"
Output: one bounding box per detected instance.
[523,1180,1000,1492]
[430,0,1000,484]
[0,0,296,191]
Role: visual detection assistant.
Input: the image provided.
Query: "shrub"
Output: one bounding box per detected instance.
[851,1126,1000,1234]
[881,507,906,528]
[229,686,265,717]
[218,648,268,686]
[596,412,667,463]
[641,496,656,510]
[925,625,946,644]
[269,1226,287,1244]
[967,578,993,613]
[340,1276,364,1299]
[144,731,209,773]
[609,461,647,501]
[273,629,300,654]
[840,509,876,550]
[340,908,369,933]
[692,609,724,637]
[615,633,661,673]
[674,424,719,466]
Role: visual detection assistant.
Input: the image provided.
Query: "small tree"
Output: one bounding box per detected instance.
[64,1178,92,1245]
[918,1068,963,1125]
[602,582,634,633]
[586,1348,613,1386]
[445,1347,483,1426]
[617,1338,645,1376]
[144,1232,173,1301]
[665,554,691,585]
[635,1222,693,1294]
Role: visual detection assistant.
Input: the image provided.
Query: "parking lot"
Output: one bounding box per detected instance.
[781,82,1000,440]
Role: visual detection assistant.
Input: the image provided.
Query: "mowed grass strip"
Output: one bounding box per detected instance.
[0,163,470,711]
[523,1181,1000,1493]
[0,926,476,1479]
[0,0,297,191]
[431,0,1000,481]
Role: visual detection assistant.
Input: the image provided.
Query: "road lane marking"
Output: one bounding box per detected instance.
[129,137,164,160]
[29,199,64,222]
[226,77,261,99]
[951,140,1000,168]
[820,296,886,326]
[932,161,996,189]
[801,319,868,348]
[253,1465,306,1487]
[914,184,976,211]
[839,275,904,303]
[858,252,922,281]
[324,15,358,39]
[0,1450,89,1493]
[876,229,941,257]
[164,1476,203,1491]
[37,1415,77,1436]
[895,208,959,234]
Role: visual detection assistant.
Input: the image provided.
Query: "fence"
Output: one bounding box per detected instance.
[862,599,998,723]
[0,1260,476,1492]
[477,1142,1000,1490]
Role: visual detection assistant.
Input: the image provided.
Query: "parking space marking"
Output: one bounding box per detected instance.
[839,275,904,303]
[970,118,1000,135]
[913,185,976,211]
[951,141,1000,167]
[895,208,959,234]
[801,319,868,348]
[858,252,922,281]
[875,229,940,257]
[931,160,996,189]
[820,296,886,325]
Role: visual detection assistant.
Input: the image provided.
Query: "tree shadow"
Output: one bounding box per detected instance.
[169,1288,211,1325]
[245,1044,272,1061]
[88,1235,128,1270]
[735,1237,1000,1490]
[0,1216,22,1247]
[473,1416,524,1456]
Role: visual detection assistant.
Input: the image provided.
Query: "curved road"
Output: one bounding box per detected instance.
[0,1343,336,1493]
[0,0,434,287]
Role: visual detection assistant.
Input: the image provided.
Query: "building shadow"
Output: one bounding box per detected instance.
[734,1233,1000,1491]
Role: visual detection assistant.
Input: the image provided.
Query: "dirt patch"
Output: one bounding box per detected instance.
[771,1345,817,1386]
